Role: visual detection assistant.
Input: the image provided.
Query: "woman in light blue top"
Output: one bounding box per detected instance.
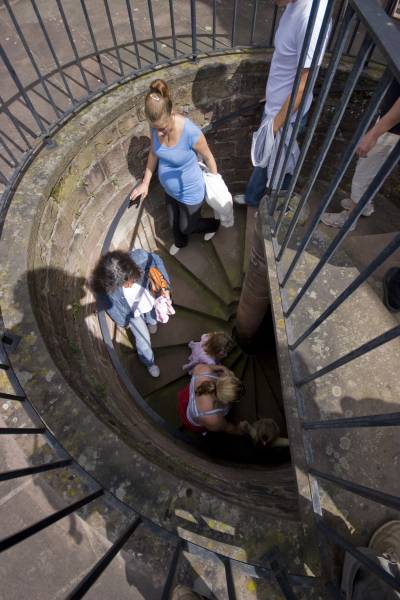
[130,79,220,255]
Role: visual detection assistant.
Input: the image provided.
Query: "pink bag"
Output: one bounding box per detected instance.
[154,296,175,323]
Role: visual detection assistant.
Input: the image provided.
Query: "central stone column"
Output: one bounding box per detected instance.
[236,209,270,345]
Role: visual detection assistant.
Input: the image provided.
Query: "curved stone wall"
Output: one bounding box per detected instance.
[1,51,305,534]
[3,48,396,568]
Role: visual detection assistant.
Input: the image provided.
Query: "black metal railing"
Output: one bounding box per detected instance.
[0,0,364,206]
[0,334,319,598]
[264,0,400,596]
[1,0,400,597]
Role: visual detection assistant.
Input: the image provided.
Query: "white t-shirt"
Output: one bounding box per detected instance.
[264,0,331,120]
[123,283,154,318]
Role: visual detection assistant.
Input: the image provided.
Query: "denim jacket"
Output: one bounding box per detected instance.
[96,249,170,327]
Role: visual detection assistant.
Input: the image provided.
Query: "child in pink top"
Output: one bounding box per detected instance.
[182,332,234,374]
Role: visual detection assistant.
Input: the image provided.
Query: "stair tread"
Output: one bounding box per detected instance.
[158,248,231,321]
[211,205,247,290]
[145,375,188,427]
[163,237,236,306]
[117,343,191,397]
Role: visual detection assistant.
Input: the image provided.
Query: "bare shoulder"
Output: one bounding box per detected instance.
[192,363,211,377]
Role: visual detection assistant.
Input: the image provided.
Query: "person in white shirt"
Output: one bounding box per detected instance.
[235,0,330,207]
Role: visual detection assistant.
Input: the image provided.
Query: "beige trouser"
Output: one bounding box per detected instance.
[351,131,399,214]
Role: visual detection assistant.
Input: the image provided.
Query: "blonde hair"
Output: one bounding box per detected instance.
[145,79,173,123]
[202,331,234,360]
[195,367,243,406]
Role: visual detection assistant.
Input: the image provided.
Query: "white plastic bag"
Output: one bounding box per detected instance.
[251,115,274,168]
[199,163,234,228]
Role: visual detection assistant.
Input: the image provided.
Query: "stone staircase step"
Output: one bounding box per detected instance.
[223,345,244,370]
[158,248,231,321]
[150,307,232,350]
[145,375,187,428]
[118,344,191,398]
[160,238,236,307]
[211,205,247,291]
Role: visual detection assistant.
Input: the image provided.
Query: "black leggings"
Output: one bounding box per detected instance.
[165,193,220,248]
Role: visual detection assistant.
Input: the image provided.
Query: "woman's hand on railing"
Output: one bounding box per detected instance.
[130,181,149,202]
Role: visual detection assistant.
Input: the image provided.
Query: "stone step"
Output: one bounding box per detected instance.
[158,247,232,322]
[159,237,237,308]
[211,205,247,291]
[145,374,187,428]
[118,343,191,398]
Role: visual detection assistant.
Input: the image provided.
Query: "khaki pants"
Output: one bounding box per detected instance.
[351,131,399,214]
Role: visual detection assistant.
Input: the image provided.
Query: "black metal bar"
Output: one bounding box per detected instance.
[160,540,183,600]
[350,0,400,80]
[290,233,400,349]
[224,557,237,600]
[284,131,399,311]
[147,0,160,63]
[309,468,400,511]
[0,134,17,164]
[280,59,388,283]
[231,0,238,47]
[30,0,76,104]
[190,0,197,60]
[275,12,366,250]
[0,459,72,482]
[103,0,124,76]
[4,0,62,119]
[81,0,108,84]
[56,0,90,92]
[0,391,25,401]
[0,126,25,154]
[0,97,32,149]
[250,0,258,46]
[272,0,335,217]
[0,44,46,135]
[268,0,321,210]
[0,427,45,434]
[304,412,400,430]
[317,518,400,593]
[67,517,141,599]
[269,5,278,48]
[346,19,360,56]
[168,0,178,58]
[212,0,217,50]
[0,489,103,553]
[126,0,142,70]
[264,549,299,600]
[296,325,400,386]
[328,0,347,51]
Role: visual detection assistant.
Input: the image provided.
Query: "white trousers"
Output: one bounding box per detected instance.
[351,131,399,214]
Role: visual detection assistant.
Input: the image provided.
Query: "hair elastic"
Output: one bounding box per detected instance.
[150,93,161,101]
